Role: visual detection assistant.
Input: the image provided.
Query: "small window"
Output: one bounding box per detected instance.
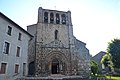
[55,30,58,40]
[3,42,10,54]
[50,13,54,23]
[15,64,19,73]
[61,14,66,24]
[18,33,22,40]
[56,13,60,24]
[16,47,20,57]
[44,12,48,23]
[0,63,7,74]
[7,26,12,35]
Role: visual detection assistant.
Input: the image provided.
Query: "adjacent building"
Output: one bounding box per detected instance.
[0,12,32,80]
[92,51,106,72]
[27,7,90,77]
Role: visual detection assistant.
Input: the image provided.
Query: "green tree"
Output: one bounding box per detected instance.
[107,39,120,68]
[101,53,113,67]
[90,60,98,75]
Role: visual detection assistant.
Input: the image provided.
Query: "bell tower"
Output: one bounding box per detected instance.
[37,7,74,48]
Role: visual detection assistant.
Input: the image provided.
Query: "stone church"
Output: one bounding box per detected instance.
[27,7,90,77]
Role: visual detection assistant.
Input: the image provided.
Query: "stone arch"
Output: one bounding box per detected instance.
[61,14,66,24]
[44,12,48,23]
[50,13,54,23]
[44,51,69,75]
[56,13,60,24]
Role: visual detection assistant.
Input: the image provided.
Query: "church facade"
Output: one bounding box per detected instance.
[27,7,90,77]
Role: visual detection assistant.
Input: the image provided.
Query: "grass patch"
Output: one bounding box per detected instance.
[106,76,120,80]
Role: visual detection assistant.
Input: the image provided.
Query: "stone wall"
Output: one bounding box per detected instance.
[27,7,90,78]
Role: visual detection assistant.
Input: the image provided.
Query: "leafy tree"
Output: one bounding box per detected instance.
[101,53,113,67]
[107,39,120,68]
[90,60,98,75]
[101,53,114,74]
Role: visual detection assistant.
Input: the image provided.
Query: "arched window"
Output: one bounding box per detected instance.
[44,12,48,23]
[56,13,60,24]
[50,13,54,23]
[55,30,58,40]
[61,14,66,24]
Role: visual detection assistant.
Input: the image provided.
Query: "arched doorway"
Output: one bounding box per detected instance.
[51,58,59,74]
[46,51,68,75]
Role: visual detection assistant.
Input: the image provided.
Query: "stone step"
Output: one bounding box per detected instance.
[17,76,89,80]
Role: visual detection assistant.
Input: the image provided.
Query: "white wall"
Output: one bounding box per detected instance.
[0,15,30,80]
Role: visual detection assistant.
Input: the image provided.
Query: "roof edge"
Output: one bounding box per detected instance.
[0,12,33,37]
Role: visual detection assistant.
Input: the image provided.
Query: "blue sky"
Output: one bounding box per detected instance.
[1,0,120,56]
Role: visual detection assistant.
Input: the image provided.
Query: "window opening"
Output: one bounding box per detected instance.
[44,12,48,23]
[0,63,7,74]
[16,47,20,57]
[50,13,54,23]
[55,30,58,40]
[18,33,22,40]
[56,13,60,24]
[7,26,12,35]
[15,64,19,73]
[61,14,66,24]
[3,42,10,54]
